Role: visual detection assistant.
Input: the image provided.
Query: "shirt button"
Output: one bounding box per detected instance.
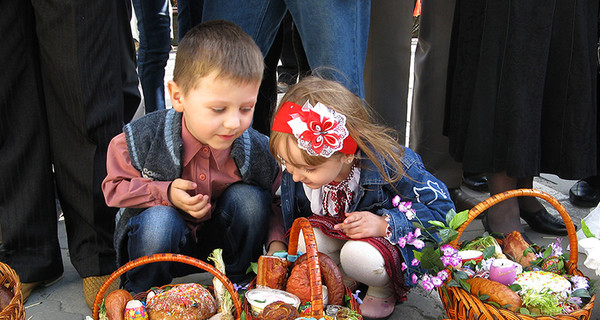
[199,173,206,181]
[202,147,209,153]
[161,200,169,206]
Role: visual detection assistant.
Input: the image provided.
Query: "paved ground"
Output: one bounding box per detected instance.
[21,49,600,319]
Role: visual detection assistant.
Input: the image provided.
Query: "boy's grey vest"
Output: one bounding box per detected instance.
[113,109,279,266]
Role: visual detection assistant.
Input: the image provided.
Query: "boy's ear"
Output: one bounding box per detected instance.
[168,80,184,112]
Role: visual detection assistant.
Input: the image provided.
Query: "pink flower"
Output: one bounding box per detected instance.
[440,244,457,257]
[413,239,425,249]
[401,262,407,271]
[398,237,407,248]
[411,258,420,266]
[422,278,434,291]
[437,270,449,281]
[413,228,421,238]
[449,256,462,267]
[412,273,419,284]
[431,276,443,287]
[392,195,401,207]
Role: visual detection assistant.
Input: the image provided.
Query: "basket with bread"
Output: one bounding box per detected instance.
[243,217,362,320]
[429,189,597,320]
[0,262,24,320]
[92,252,243,320]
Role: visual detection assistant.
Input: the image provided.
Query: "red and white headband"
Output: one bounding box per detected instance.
[272,101,358,158]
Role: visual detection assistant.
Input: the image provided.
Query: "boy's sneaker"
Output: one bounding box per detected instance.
[83,275,120,309]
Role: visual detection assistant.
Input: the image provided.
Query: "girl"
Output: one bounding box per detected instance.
[269,76,455,319]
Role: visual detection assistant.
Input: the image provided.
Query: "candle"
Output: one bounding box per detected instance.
[489,259,521,285]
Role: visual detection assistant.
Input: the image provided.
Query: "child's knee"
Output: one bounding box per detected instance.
[340,241,389,287]
[128,206,187,252]
[222,184,270,225]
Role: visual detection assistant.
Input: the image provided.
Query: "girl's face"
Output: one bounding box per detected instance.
[277,137,354,189]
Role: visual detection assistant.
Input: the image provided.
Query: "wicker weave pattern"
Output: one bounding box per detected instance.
[0,262,24,320]
[92,253,243,320]
[438,188,596,320]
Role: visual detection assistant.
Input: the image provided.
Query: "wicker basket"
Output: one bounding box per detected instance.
[244,217,361,319]
[438,188,596,320]
[0,262,24,320]
[92,253,243,320]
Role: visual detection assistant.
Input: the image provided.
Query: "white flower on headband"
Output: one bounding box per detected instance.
[287,101,350,158]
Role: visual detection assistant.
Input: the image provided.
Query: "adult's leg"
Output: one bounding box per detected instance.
[363,1,413,134]
[124,206,190,292]
[32,0,139,279]
[132,0,171,113]
[287,0,370,98]
[409,0,462,189]
[0,0,63,283]
[201,183,271,283]
[177,0,203,41]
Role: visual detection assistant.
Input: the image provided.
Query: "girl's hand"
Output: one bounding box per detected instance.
[266,241,287,256]
[168,178,211,219]
[334,211,388,239]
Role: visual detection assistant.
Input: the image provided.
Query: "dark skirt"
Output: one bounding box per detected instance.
[444,0,598,179]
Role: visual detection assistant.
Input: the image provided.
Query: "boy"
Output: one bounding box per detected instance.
[102,20,285,293]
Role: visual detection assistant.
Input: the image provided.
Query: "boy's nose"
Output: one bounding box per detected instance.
[223,115,240,129]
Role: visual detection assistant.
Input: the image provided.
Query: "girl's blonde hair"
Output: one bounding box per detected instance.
[269,76,405,184]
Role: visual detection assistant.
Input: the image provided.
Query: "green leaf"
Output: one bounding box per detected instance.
[487,301,501,308]
[447,279,461,287]
[458,278,471,292]
[439,228,459,244]
[418,247,444,270]
[518,307,531,315]
[246,262,258,275]
[482,246,496,259]
[581,220,596,238]
[428,220,447,228]
[501,304,513,310]
[445,209,457,227]
[449,210,469,230]
[572,288,591,298]
[508,284,522,292]
[453,270,470,280]
[479,294,490,301]
[413,250,423,261]
[412,221,425,230]
[542,247,552,259]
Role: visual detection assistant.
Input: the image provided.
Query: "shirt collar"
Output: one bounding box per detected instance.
[181,116,231,169]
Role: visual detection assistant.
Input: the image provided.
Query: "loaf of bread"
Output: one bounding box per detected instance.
[145,283,217,320]
[257,301,299,320]
[256,255,290,290]
[466,277,522,311]
[0,285,13,312]
[286,252,345,306]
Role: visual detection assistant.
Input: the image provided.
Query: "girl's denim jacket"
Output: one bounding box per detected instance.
[279,146,455,286]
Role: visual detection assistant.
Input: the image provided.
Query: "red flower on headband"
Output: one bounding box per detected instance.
[286,102,350,157]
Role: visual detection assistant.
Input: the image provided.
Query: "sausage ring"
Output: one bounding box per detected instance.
[286,252,345,306]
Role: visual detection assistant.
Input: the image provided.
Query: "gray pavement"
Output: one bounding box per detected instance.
[21,49,600,319]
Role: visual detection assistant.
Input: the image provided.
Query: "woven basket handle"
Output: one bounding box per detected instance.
[449,188,579,273]
[92,253,243,320]
[287,217,324,318]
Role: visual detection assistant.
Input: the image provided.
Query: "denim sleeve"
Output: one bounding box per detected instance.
[384,148,455,242]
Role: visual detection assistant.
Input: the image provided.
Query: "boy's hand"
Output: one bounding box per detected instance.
[168,178,211,219]
[333,211,387,239]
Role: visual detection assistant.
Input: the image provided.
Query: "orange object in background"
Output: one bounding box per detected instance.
[413,0,421,16]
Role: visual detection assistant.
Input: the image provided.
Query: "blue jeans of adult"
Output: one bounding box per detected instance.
[123,183,271,292]
[132,0,171,113]
[202,0,370,98]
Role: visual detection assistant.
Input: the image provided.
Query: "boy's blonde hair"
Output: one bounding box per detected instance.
[270,76,405,184]
[173,20,264,95]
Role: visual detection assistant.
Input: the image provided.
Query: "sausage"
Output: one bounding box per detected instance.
[466,277,522,311]
[104,289,133,320]
[287,252,345,306]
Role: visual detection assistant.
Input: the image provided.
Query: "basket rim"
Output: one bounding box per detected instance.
[0,262,25,320]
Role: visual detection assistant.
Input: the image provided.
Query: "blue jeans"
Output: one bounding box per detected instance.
[124,183,271,292]
[202,0,370,98]
[132,0,171,113]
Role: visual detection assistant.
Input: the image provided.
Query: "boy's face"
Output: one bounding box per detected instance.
[169,72,260,150]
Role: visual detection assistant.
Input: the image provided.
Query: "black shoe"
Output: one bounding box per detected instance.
[448,188,481,212]
[569,179,600,207]
[520,208,568,236]
[462,173,489,192]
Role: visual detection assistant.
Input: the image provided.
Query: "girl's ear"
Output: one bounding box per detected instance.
[168,80,184,112]
[343,154,355,164]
